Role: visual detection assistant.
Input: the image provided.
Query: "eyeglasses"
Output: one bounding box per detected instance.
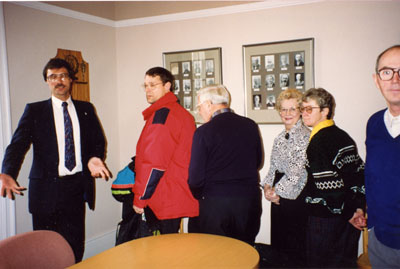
[377,68,400,81]
[279,107,299,115]
[47,73,69,82]
[300,106,321,114]
[142,82,163,90]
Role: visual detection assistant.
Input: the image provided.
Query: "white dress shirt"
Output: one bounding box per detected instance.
[384,109,400,138]
[52,96,82,176]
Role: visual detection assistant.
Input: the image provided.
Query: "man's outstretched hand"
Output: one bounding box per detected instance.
[0,173,26,200]
[88,157,111,180]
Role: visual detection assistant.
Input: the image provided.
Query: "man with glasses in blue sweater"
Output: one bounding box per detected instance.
[364,45,400,268]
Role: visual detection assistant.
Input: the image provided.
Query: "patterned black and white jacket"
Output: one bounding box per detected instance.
[262,120,310,200]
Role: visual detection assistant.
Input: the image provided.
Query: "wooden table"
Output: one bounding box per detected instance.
[69,233,259,268]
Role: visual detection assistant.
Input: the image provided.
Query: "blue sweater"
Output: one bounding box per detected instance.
[365,109,400,249]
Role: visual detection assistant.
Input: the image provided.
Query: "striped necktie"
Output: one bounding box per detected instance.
[62,102,76,171]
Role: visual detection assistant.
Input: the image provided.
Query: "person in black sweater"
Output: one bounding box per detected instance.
[301,88,366,268]
[188,85,262,245]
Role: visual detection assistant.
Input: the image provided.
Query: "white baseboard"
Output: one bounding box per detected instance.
[83,229,116,260]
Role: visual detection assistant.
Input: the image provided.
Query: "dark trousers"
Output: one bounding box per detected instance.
[31,174,86,263]
[306,215,360,268]
[32,203,85,263]
[159,218,181,234]
[271,194,307,267]
[188,195,262,245]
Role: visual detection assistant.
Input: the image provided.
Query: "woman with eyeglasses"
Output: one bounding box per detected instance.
[301,87,365,268]
[261,89,310,267]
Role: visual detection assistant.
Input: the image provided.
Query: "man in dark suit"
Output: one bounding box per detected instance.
[0,58,111,262]
[188,85,262,245]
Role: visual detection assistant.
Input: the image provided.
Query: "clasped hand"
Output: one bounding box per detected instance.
[348,208,367,230]
[263,184,280,205]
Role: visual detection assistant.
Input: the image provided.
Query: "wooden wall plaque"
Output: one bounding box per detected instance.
[55,49,90,102]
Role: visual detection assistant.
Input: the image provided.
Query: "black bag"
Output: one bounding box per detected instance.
[115,204,161,246]
[113,156,162,245]
[115,211,153,245]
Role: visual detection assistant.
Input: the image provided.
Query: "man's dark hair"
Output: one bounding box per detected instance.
[375,45,400,73]
[42,58,77,81]
[145,67,175,91]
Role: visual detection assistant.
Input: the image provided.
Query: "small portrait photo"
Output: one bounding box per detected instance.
[174,80,180,94]
[193,60,202,76]
[265,74,275,89]
[266,94,276,109]
[252,75,261,91]
[194,79,203,91]
[279,53,289,70]
[183,79,191,93]
[183,96,192,110]
[206,77,215,86]
[294,73,305,87]
[251,56,261,72]
[253,94,261,110]
[205,59,214,75]
[265,55,275,70]
[182,61,191,76]
[170,62,179,75]
[294,52,305,67]
[280,73,290,88]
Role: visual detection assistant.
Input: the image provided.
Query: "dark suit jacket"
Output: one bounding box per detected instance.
[188,112,262,199]
[1,98,106,213]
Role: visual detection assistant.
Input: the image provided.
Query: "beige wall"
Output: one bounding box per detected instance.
[3,0,400,256]
[3,2,120,248]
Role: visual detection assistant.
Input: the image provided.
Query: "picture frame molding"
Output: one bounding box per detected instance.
[163,47,223,123]
[243,38,314,124]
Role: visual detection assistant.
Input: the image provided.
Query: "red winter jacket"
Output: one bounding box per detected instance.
[133,92,199,220]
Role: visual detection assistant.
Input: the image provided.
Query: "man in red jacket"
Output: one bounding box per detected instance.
[133,67,199,233]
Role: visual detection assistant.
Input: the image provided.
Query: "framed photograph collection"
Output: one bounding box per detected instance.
[243,38,314,124]
[163,47,222,123]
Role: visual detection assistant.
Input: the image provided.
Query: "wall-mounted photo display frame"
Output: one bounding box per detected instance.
[243,38,314,124]
[163,47,222,123]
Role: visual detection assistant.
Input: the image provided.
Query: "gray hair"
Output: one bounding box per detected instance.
[197,85,231,106]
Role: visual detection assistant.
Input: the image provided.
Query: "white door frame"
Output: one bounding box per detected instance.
[0,2,16,240]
